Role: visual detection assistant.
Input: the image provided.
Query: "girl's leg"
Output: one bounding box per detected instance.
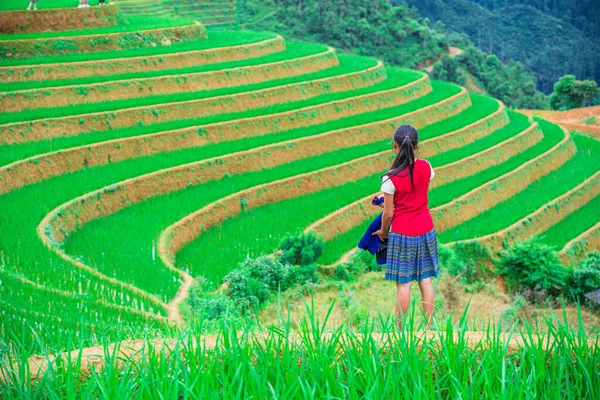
[418,277,435,324]
[395,282,412,328]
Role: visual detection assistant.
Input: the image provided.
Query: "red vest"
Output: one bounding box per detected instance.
[387,159,434,236]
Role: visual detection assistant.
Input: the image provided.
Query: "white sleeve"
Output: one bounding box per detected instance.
[381,176,395,194]
[427,161,435,180]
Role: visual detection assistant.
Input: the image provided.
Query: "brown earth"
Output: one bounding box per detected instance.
[0,56,383,144]
[0,35,285,83]
[461,172,600,251]
[519,106,600,138]
[0,75,435,194]
[423,46,463,72]
[0,23,206,60]
[545,106,600,139]
[0,4,118,34]
[0,46,337,113]
[37,89,467,323]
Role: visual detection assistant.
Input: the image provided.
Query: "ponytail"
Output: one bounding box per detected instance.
[381,125,418,190]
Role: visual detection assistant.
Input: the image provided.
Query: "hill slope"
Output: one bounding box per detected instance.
[400,0,600,94]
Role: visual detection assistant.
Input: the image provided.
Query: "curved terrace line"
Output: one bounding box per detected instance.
[1,268,167,324]
[448,171,600,251]
[0,56,385,144]
[38,86,465,323]
[36,214,170,320]
[0,21,203,44]
[431,127,573,233]
[1,73,433,193]
[560,222,600,265]
[1,46,338,112]
[0,35,284,83]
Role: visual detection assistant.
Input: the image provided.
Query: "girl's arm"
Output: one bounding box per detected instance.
[374,192,394,240]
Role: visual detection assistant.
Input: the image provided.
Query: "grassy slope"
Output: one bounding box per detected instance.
[541,195,600,251]
[0,51,377,127]
[0,0,108,11]
[1,39,322,91]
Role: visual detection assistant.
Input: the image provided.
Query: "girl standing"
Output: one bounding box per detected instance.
[373,124,440,328]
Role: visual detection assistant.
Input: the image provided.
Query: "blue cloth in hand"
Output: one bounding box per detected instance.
[358,213,387,265]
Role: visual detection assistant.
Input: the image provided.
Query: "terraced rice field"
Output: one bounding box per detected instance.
[0,1,598,349]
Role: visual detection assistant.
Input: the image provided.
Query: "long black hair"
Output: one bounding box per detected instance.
[382,124,419,190]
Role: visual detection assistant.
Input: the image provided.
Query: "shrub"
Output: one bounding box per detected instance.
[498,237,568,297]
[569,250,600,302]
[353,249,383,273]
[187,277,239,321]
[278,231,323,266]
[333,260,364,282]
[500,294,527,329]
[246,255,296,292]
[224,256,303,311]
[225,266,269,310]
[438,243,490,286]
[296,263,319,283]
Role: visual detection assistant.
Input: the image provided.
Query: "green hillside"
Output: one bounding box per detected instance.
[400,0,600,94]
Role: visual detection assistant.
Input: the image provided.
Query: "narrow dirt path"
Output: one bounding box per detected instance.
[165,273,195,324]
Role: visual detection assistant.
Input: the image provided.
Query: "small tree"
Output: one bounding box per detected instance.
[498,237,568,297]
[278,231,323,266]
[569,250,600,301]
[431,54,466,85]
[549,75,599,110]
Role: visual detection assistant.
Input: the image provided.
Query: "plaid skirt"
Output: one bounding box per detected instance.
[385,228,440,283]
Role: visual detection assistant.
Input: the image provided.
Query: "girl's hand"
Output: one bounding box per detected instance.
[372,230,388,241]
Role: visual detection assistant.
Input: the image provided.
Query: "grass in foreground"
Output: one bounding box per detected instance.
[1,301,598,399]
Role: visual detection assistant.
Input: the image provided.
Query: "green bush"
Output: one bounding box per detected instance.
[224,255,317,312]
[569,250,600,302]
[187,277,239,321]
[333,260,364,282]
[296,263,319,283]
[498,237,568,297]
[438,243,492,286]
[278,231,323,266]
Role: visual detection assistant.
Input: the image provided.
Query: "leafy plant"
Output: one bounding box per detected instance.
[568,250,600,302]
[497,237,568,298]
[278,231,323,266]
